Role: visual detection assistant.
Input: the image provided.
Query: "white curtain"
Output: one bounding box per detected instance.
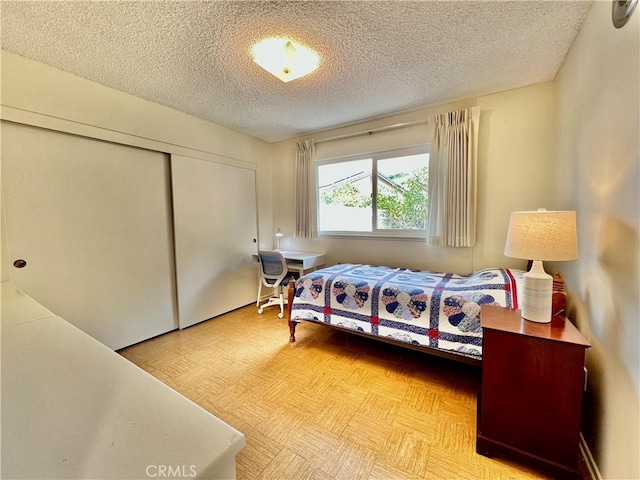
[294,139,317,238]
[427,106,480,247]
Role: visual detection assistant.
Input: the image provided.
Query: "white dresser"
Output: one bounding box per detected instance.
[1,282,245,479]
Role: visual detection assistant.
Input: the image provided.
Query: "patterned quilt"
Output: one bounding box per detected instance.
[291,264,522,360]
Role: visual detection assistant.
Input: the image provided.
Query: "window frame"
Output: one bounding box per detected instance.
[316,144,430,239]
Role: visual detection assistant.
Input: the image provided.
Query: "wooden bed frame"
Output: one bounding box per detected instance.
[286,278,481,366]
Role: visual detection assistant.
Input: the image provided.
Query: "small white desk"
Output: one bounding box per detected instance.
[253,250,326,275]
[277,250,326,274]
[1,282,245,479]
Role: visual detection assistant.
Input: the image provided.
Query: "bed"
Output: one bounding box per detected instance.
[286,263,523,365]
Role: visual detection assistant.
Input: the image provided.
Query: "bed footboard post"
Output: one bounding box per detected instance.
[287,277,297,343]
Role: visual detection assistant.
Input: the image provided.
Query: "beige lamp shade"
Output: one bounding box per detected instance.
[504,210,579,261]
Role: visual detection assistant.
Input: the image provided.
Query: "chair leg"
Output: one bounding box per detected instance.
[258,286,286,317]
[278,292,284,319]
[256,280,262,307]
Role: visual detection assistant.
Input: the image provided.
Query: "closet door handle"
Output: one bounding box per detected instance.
[13,259,27,268]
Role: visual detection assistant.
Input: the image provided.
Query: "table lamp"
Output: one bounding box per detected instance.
[275,228,284,250]
[504,209,578,323]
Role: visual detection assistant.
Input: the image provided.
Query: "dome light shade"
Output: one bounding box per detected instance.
[251,37,319,83]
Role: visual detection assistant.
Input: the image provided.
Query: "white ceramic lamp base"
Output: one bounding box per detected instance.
[521,260,552,323]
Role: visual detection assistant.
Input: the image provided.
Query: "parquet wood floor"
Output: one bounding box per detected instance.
[119,305,554,480]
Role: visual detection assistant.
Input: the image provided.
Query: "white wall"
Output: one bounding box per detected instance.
[0,52,268,163]
[271,82,555,274]
[553,2,639,479]
[0,51,273,282]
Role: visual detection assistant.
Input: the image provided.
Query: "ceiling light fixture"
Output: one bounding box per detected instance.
[251,37,319,83]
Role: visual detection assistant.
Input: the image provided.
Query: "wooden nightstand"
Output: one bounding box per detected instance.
[477,305,590,479]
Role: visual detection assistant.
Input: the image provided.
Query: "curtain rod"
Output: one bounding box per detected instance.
[315,118,429,144]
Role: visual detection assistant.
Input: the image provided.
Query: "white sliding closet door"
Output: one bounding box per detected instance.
[2,122,177,350]
[171,154,258,328]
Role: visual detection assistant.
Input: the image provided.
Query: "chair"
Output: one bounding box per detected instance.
[256,251,299,318]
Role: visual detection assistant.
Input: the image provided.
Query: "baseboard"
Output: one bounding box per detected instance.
[580,433,602,480]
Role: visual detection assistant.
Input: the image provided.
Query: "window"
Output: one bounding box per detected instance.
[317,145,429,237]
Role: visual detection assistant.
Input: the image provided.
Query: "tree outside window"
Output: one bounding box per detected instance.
[317,146,429,236]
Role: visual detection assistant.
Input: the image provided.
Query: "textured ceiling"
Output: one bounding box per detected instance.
[1,1,592,143]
